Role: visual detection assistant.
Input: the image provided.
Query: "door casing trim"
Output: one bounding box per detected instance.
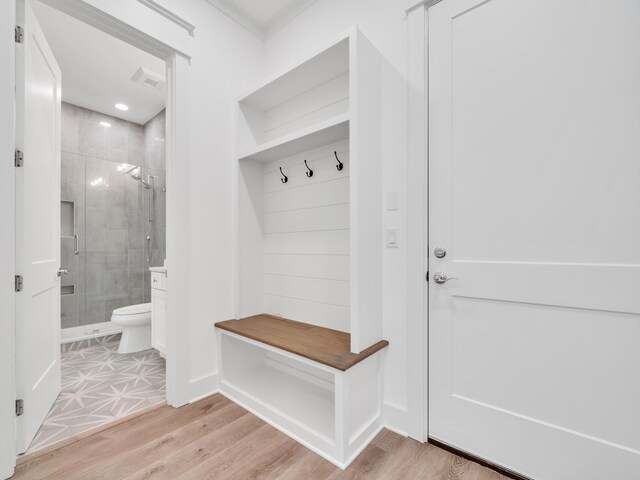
[406,0,428,442]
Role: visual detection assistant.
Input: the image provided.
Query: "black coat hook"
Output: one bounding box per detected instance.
[304,159,313,178]
[279,167,288,184]
[334,151,344,171]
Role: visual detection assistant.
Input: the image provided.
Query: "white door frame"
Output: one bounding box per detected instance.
[405,0,441,443]
[1,0,193,475]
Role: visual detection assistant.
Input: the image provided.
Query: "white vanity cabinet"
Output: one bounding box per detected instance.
[150,269,167,356]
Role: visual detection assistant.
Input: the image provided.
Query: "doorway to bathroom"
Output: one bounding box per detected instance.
[20,0,168,454]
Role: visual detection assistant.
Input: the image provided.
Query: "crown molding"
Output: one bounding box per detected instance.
[406,0,443,15]
[265,0,319,35]
[204,0,265,39]
[204,0,320,39]
[137,0,196,36]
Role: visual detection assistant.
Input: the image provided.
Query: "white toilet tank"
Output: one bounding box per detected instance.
[111,303,152,326]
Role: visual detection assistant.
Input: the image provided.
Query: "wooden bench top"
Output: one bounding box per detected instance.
[215,314,389,371]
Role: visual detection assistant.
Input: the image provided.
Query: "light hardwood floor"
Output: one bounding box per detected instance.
[13,395,511,480]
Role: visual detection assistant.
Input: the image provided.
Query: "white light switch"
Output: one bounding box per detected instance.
[387,228,399,248]
[386,191,399,211]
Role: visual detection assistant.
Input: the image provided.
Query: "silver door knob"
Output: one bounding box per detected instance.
[57,268,68,277]
[434,247,446,258]
[433,272,457,284]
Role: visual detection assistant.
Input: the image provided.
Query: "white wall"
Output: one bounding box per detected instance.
[0,3,16,477]
[174,0,264,391]
[263,0,413,432]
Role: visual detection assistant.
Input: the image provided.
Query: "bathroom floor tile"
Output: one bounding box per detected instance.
[26,335,165,454]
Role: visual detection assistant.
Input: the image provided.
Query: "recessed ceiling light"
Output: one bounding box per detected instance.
[115,103,129,111]
[99,121,111,127]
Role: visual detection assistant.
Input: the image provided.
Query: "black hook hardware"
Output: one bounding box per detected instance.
[279,167,288,184]
[304,160,313,178]
[334,151,344,171]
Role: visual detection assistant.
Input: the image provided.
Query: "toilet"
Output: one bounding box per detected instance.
[111,303,152,354]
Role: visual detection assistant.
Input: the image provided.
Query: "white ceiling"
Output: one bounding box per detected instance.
[206,0,319,37]
[31,1,166,125]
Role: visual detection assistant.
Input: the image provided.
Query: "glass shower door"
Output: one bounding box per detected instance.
[84,159,148,326]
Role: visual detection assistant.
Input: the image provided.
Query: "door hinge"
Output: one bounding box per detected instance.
[15,25,24,43]
[15,399,24,417]
[15,150,23,167]
[15,275,23,292]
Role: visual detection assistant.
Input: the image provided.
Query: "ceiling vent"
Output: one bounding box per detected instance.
[131,67,166,90]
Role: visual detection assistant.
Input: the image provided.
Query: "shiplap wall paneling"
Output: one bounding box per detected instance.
[263,142,350,332]
[264,72,349,141]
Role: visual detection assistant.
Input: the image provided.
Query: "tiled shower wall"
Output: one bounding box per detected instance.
[61,103,166,329]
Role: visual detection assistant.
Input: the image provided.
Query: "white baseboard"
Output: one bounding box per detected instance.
[183,375,412,442]
[1,466,14,480]
[343,422,384,469]
[61,321,123,343]
[182,377,414,466]
[188,372,220,403]
[383,402,409,437]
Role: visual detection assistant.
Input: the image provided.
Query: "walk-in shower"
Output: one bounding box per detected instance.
[60,103,166,331]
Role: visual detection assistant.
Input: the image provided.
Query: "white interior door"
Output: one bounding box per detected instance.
[15,0,62,454]
[428,1,640,478]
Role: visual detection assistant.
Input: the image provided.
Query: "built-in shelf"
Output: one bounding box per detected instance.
[61,201,74,237]
[217,317,387,468]
[237,32,350,160]
[61,285,74,296]
[236,26,383,353]
[230,26,385,469]
[237,113,349,163]
[216,314,388,371]
[223,362,335,441]
[238,36,349,111]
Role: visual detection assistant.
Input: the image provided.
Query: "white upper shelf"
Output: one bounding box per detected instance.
[238,33,350,111]
[237,113,349,163]
[236,27,357,163]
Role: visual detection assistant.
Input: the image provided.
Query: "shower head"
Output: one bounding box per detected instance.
[131,173,152,189]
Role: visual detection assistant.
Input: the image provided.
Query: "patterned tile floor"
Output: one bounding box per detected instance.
[27,334,166,453]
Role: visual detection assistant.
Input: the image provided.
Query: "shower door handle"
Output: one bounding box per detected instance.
[146,235,151,263]
[74,234,79,255]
